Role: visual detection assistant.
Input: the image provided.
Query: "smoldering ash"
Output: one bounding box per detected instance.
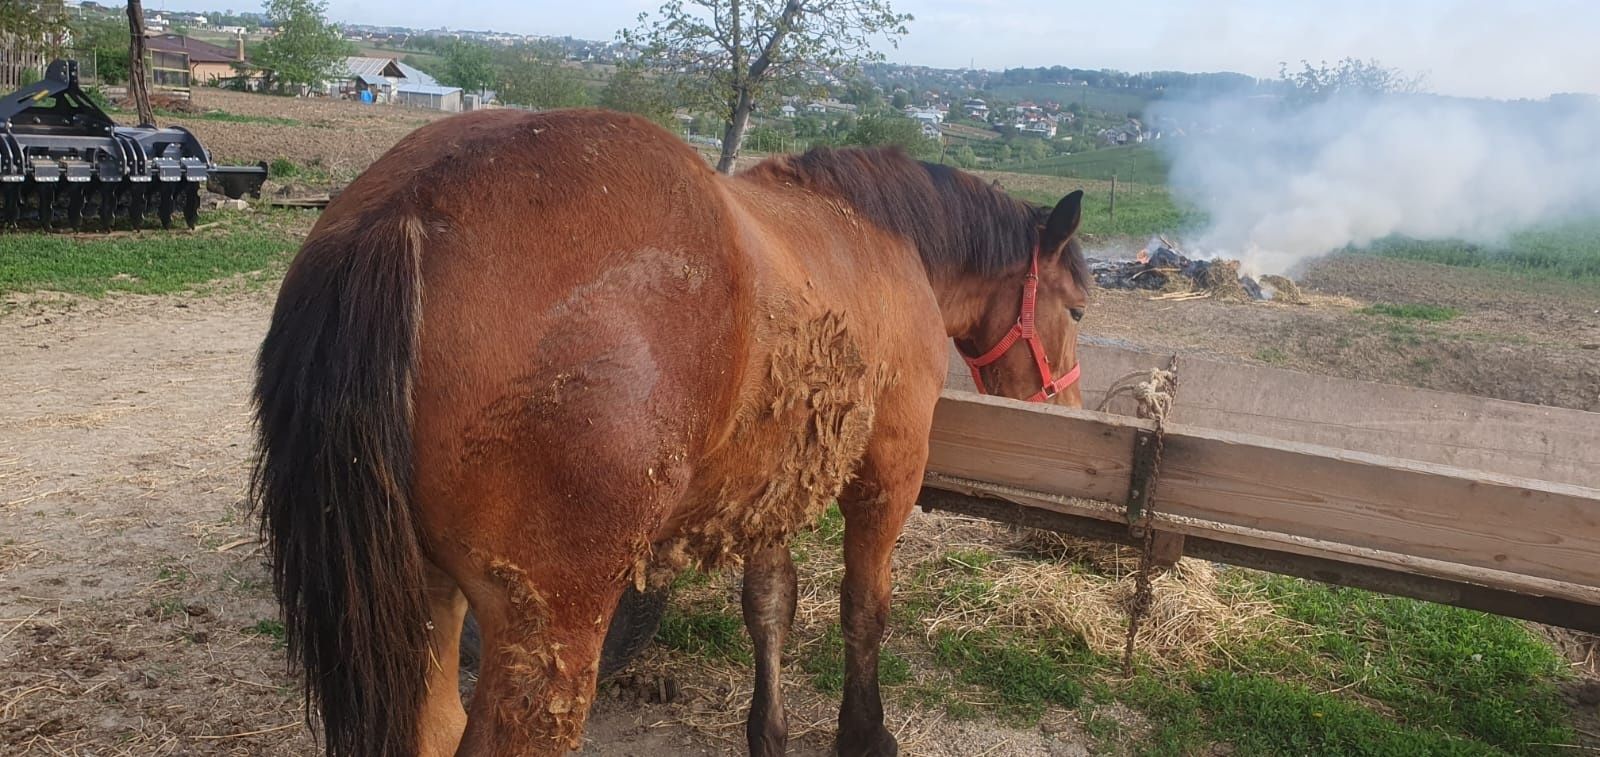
[1151,92,1600,275]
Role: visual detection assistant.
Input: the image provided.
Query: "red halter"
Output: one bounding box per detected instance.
[958,244,1082,403]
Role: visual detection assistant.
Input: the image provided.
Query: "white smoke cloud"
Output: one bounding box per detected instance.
[1150,92,1600,275]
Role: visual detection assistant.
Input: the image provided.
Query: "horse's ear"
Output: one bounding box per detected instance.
[1041,190,1084,255]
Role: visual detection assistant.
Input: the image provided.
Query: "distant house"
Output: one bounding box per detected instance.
[962,98,989,119]
[144,33,250,86]
[919,122,942,139]
[779,104,797,118]
[335,56,441,104]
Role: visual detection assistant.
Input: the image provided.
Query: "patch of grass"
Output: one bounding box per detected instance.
[1364,220,1600,282]
[655,607,751,664]
[801,625,912,694]
[1253,347,1289,364]
[269,157,299,177]
[1251,576,1571,751]
[1012,182,1201,239]
[1000,142,1170,185]
[1359,302,1461,321]
[0,211,301,297]
[162,108,300,126]
[245,618,287,649]
[931,629,1098,722]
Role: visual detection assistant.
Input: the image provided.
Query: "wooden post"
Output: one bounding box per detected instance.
[126,0,154,126]
[1109,173,1117,224]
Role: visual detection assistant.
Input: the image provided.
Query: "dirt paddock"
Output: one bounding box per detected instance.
[3,250,1596,753]
[3,90,1599,755]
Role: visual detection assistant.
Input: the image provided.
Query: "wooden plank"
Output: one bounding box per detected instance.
[923,395,1142,505]
[925,392,1600,590]
[919,487,1600,633]
[923,473,1600,608]
[945,342,1600,488]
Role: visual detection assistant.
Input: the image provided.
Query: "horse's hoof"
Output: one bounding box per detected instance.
[835,726,897,757]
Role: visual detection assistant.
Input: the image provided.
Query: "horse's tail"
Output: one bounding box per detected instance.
[252,216,430,757]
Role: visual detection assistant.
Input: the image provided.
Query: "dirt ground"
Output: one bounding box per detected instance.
[3,91,1598,754]
[0,292,1101,755]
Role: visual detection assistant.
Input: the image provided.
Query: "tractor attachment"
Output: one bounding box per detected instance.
[0,59,269,230]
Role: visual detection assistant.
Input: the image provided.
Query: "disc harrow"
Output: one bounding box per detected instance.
[0,59,268,231]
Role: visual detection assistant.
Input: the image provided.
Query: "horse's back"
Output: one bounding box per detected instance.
[341,111,752,541]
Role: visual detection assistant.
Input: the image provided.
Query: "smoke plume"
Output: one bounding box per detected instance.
[1150,92,1600,274]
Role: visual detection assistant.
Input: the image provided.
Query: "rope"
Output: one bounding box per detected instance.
[1119,355,1179,676]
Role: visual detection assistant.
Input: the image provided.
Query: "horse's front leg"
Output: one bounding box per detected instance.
[834,432,929,756]
[742,541,798,756]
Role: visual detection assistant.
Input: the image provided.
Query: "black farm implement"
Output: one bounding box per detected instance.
[0,59,268,231]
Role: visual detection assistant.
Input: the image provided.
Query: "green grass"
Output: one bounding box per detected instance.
[1001,143,1170,185]
[1359,303,1462,321]
[109,106,300,127]
[802,625,911,694]
[0,211,302,297]
[655,606,752,664]
[1012,182,1199,239]
[931,628,1096,722]
[1363,220,1600,282]
[891,553,1576,755]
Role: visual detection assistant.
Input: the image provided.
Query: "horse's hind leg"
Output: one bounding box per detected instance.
[742,541,798,756]
[835,414,934,756]
[455,551,628,757]
[419,560,470,757]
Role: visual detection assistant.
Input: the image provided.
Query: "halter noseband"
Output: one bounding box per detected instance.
[958,244,1081,403]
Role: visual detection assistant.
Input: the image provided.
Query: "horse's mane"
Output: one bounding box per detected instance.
[747,146,1090,289]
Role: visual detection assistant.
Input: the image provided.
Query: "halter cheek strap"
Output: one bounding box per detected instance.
[958,244,1082,403]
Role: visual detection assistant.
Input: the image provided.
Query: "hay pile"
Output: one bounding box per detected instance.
[1259,274,1305,304]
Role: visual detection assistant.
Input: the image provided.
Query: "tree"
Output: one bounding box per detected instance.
[1278,58,1425,102]
[497,45,589,109]
[71,15,130,84]
[439,40,495,95]
[625,0,912,174]
[889,89,910,110]
[127,0,154,125]
[254,0,351,93]
[599,63,675,124]
[844,114,935,158]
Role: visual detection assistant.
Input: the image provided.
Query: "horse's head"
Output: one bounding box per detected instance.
[956,190,1089,407]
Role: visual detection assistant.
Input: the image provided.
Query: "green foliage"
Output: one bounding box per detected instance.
[438,39,495,94]
[624,0,911,169]
[254,0,354,91]
[1358,303,1461,321]
[744,126,787,153]
[598,64,673,124]
[70,15,131,85]
[1280,57,1427,101]
[845,114,936,158]
[497,44,589,109]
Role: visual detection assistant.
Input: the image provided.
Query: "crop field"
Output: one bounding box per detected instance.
[1,89,1596,755]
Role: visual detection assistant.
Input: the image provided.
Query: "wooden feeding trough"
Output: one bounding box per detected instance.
[920,339,1600,632]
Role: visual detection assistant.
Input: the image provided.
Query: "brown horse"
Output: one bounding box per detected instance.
[252,108,1090,757]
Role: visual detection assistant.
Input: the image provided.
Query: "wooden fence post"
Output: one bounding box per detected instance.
[1110,174,1117,224]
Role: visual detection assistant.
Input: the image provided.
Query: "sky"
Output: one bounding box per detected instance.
[143,0,1600,99]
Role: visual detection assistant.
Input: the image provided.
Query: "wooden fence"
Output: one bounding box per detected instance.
[922,341,1600,632]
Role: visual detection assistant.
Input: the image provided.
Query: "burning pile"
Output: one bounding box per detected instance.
[1088,239,1301,303]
